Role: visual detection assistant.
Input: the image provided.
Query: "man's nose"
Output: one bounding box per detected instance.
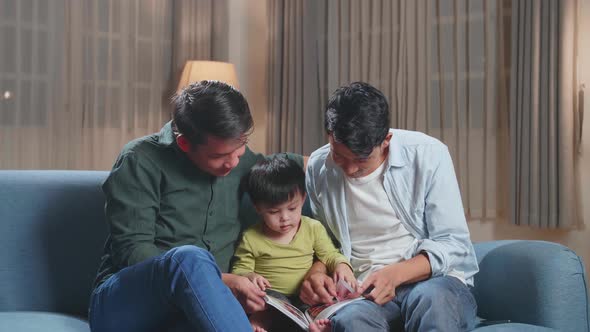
[343,164,358,176]
[224,153,240,169]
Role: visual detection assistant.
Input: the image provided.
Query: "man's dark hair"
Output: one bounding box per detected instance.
[244,156,305,206]
[171,80,253,146]
[325,82,390,158]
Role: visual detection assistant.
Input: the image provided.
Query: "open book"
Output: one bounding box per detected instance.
[264,280,365,331]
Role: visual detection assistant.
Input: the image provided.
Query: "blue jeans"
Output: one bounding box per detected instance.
[330,276,477,332]
[89,245,252,332]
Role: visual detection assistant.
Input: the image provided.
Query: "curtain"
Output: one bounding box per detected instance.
[0,0,68,169]
[172,0,225,84]
[509,0,582,228]
[68,0,173,170]
[267,0,324,155]
[269,0,509,223]
[0,0,216,170]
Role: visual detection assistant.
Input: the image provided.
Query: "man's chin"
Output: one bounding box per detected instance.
[346,172,365,178]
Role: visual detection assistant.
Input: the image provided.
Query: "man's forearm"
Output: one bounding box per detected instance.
[395,252,432,285]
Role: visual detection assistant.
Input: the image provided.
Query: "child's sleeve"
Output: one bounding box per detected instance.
[231,233,256,276]
[311,219,351,273]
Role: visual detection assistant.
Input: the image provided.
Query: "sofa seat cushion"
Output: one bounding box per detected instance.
[473,323,558,331]
[0,312,90,332]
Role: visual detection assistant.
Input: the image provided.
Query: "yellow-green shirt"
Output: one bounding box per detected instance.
[232,216,350,296]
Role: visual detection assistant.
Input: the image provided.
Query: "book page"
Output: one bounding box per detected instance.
[264,295,309,330]
[304,297,365,322]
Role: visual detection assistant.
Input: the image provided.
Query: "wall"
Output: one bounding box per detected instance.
[577,0,590,271]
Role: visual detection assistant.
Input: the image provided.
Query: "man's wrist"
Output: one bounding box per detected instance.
[305,269,329,282]
[244,272,257,281]
[221,272,238,285]
[341,262,353,271]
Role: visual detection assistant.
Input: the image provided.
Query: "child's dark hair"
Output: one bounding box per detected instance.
[244,155,305,206]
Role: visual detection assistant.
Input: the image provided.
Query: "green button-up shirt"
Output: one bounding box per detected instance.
[94,122,302,287]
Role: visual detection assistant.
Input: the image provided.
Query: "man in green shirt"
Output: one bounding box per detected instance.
[89,81,303,332]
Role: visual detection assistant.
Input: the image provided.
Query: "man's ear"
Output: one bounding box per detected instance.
[176,135,191,153]
[381,132,393,149]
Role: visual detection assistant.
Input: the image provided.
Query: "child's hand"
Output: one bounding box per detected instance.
[332,263,357,295]
[245,272,271,291]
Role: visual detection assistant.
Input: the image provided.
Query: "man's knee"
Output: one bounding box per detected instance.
[168,245,214,260]
[331,301,390,331]
[402,277,476,330]
[405,277,470,310]
[163,245,219,275]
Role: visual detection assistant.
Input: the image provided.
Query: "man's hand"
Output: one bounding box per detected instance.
[299,271,337,306]
[222,273,267,313]
[357,253,431,305]
[357,264,403,305]
[332,263,357,293]
[245,272,271,291]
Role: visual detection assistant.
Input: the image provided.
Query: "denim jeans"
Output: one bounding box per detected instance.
[330,276,477,332]
[89,245,252,332]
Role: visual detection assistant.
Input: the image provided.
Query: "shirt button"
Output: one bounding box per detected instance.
[209,210,214,216]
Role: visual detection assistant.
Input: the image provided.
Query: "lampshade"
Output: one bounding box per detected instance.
[177,61,239,92]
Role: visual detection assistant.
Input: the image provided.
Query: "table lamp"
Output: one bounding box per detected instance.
[177,61,239,92]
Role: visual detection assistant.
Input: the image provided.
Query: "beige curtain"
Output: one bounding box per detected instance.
[509,0,582,228]
[267,0,324,155]
[269,0,508,223]
[0,0,217,170]
[173,0,230,85]
[67,0,173,170]
[0,0,68,169]
[268,0,583,228]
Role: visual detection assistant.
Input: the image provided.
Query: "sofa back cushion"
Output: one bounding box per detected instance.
[473,240,589,332]
[0,171,108,317]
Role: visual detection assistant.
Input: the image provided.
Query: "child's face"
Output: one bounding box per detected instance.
[256,192,306,236]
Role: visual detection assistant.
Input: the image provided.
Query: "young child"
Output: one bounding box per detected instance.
[232,156,356,332]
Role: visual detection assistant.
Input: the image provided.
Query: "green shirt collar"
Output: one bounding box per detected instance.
[158,121,176,146]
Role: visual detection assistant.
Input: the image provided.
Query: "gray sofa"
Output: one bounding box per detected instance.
[0,170,588,331]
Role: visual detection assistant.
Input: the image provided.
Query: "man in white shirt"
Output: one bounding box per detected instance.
[301,82,479,331]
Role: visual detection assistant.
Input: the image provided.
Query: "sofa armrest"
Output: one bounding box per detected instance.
[473,240,589,332]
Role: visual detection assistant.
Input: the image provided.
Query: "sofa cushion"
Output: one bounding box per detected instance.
[473,323,558,331]
[473,240,589,332]
[0,312,90,332]
[0,171,109,317]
